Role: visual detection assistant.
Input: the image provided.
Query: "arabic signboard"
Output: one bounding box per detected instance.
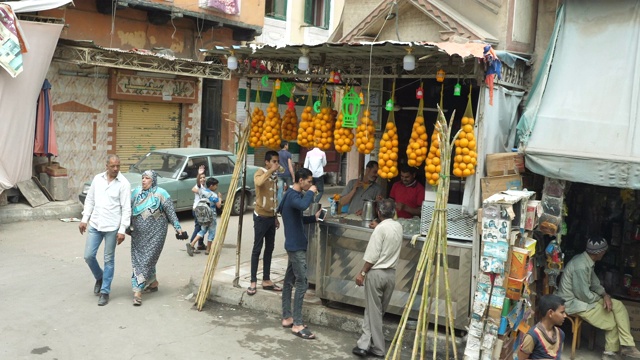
[107,70,199,104]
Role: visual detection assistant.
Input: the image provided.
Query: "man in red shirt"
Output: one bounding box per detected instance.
[389,165,425,219]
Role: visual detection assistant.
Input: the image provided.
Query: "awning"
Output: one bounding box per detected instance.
[202,41,491,80]
[53,39,230,80]
[518,0,640,189]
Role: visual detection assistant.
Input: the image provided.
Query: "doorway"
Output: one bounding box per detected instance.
[200,78,223,149]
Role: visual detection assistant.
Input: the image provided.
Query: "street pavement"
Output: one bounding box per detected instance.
[0,199,604,359]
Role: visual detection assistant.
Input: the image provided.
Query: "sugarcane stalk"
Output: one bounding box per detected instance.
[195,120,252,310]
[388,104,461,360]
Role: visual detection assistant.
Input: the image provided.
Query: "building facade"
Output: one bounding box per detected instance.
[35,0,263,195]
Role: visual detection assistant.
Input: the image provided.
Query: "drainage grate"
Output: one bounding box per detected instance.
[420,201,474,241]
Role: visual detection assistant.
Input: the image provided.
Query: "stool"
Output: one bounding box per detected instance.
[566,314,596,359]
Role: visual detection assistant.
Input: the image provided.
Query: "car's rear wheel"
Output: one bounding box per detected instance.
[230,191,249,216]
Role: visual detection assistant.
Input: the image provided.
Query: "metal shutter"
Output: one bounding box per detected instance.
[116,101,181,168]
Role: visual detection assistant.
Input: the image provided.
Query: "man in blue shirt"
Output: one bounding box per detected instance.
[279,167,321,340]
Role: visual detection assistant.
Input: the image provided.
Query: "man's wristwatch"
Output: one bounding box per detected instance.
[360,271,366,277]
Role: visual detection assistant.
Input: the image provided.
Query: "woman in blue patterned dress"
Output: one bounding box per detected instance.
[130,170,183,306]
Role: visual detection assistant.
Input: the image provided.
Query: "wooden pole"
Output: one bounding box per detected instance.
[233,79,252,288]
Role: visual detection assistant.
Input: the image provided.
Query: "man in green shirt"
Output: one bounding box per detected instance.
[556,237,640,360]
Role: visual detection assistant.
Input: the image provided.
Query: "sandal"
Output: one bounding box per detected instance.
[247,287,257,296]
[292,327,315,340]
[133,296,142,306]
[143,286,158,293]
[262,284,282,292]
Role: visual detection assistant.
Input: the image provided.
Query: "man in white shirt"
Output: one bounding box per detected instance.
[353,199,403,358]
[303,144,326,203]
[79,155,131,306]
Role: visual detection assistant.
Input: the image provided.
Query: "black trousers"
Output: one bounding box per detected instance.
[251,213,277,283]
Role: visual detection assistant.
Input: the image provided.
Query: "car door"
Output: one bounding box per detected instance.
[178,156,211,210]
[209,155,233,204]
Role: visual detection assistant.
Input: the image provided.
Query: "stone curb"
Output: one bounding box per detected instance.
[0,199,82,224]
[190,276,466,354]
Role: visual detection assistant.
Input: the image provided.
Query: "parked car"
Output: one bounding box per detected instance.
[79,148,258,215]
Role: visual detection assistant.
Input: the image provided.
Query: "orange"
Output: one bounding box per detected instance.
[427,164,436,173]
[462,148,470,155]
[386,122,394,130]
[462,169,471,177]
[408,159,417,167]
[459,131,466,140]
[459,138,469,148]
[455,147,462,155]
[432,157,440,166]
[453,168,463,177]
[461,117,469,125]
[431,173,439,181]
[463,155,471,164]
[463,124,473,133]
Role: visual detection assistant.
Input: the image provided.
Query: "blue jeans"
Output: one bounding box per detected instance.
[190,210,203,247]
[197,218,217,242]
[282,250,308,326]
[84,226,117,294]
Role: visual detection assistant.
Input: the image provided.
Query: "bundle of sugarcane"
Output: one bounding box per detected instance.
[195,120,252,311]
[387,104,460,360]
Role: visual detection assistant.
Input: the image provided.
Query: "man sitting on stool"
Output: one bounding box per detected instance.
[556,237,640,360]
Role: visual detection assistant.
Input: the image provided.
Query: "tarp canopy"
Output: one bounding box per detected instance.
[0,0,72,13]
[518,0,640,188]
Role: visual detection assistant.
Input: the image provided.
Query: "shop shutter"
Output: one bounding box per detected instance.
[116,101,181,168]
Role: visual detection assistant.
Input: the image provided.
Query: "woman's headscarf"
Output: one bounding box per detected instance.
[131,170,165,216]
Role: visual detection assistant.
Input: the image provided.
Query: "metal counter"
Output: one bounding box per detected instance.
[311,217,472,330]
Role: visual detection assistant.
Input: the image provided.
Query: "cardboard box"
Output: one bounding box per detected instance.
[486,153,525,177]
[505,276,525,300]
[46,166,67,177]
[481,175,523,201]
[525,200,540,230]
[508,247,529,278]
[622,300,640,341]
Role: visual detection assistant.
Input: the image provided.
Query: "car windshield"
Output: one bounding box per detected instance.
[129,152,187,179]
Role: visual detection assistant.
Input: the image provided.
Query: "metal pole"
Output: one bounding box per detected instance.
[233,79,251,288]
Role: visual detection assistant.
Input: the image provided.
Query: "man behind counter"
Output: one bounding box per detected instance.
[389,165,424,219]
[340,161,384,215]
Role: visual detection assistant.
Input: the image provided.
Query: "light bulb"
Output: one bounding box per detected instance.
[403,54,415,71]
[298,55,310,71]
[227,55,238,70]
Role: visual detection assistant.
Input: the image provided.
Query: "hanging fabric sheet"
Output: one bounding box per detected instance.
[518,0,640,189]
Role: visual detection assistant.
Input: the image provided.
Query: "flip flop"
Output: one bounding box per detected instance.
[292,328,315,340]
[186,243,194,256]
[133,296,142,306]
[143,286,158,293]
[262,284,282,292]
[247,287,257,296]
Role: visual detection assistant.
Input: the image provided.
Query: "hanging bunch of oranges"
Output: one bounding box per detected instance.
[249,106,265,148]
[453,116,477,177]
[261,101,281,150]
[406,115,428,167]
[297,105,315,147]
[313,107,335,150]
[356,109,375,154]
[334,111,355,153]
[378,121,399,180]
[281,102,298,141]
[424,126,442,186]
